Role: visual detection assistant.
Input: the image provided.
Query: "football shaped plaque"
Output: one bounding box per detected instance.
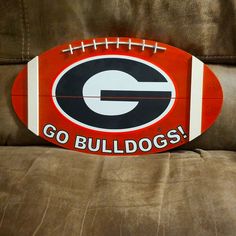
[12,37,223,155]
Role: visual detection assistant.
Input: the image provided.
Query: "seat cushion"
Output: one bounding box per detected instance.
[0,147,236,235]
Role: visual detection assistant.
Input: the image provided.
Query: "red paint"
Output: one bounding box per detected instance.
[11,37,223,155]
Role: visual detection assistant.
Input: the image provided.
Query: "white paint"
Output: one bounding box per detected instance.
[27,56,39,135]
[125,140,138,153]
[43,124,56,138]
[74,136,86,149]
[189,56,204,141]
[105,38,108,49]
[139,138,152,152]
[69,44,73,54]
[83,70,138,115]
[116,37,120,48]
[56,131,69,144]
[113,140,124,154]
[154,42,159,53]
[81,41,85,52]
[142,40,145,51]
[128,39,132,50]
[62,38,166,53]
[93,39,97,50]
[83,70,173,116]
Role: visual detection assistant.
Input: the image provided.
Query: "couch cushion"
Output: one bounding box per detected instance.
[1,64,235,150]
[0,0,236,64]
[0,147,236,235]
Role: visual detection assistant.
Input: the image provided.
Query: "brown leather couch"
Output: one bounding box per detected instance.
[1,1,236,235]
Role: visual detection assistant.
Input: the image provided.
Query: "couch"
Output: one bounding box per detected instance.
[0,1,236,235]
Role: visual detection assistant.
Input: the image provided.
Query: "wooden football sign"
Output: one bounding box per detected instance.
[12,37,223,155]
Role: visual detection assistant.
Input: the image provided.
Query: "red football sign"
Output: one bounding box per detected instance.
[12,37,223,155]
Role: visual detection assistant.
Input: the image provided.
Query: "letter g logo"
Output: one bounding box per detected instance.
[52,55,175,132]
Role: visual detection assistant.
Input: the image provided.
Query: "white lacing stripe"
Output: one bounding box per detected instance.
[27,56,39,135]
[62,38,166,54]
[189,56,204,141]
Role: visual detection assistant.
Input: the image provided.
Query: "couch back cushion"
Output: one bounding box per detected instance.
[1,0,236,64]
